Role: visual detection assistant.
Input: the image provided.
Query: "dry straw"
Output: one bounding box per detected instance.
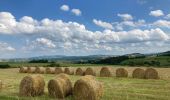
[73,75,103,100]
[27,67,36,73]
[132,68,145,79]
[19,75,45,97]
[100,67,113,77]
[116,68,128,77]
[46,67,55,74]
[48,73,72,98]
[145,68,159,79]
[35,67,45,74]
[19,67,27,73]
[85,67,96,76]
[55,67,63,74]
[64,68,74,75]
[75,68,85,76]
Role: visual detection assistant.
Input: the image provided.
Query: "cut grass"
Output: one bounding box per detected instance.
[0,68,170,100]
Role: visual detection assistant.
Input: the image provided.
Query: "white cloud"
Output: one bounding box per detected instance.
[71,9,82,16]
[0,11,170,55]
[35,38,56,48]
[165,14,170,19]
[117,13,133,21]
[149,10,164,17]
[112,19,146,30]
[0,42,15,51]
[60,5,69,11]
[93,19,113,29]
[153,20,170,28]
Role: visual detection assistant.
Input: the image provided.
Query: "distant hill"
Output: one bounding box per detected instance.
[0,55,112,62]
[1,51,170,67]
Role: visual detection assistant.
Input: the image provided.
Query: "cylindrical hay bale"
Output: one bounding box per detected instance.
[46,67,55,74]
[85,68,96,76]
[48,73,72,98]
[73,75,103,100]
[100,67,113,77]
[19,67,27,73]
[75,68,85,76]
[27,67,36,73]
[132,68,145,79]
[64,68,74,75]
[35,67,45,74]
[55,67,63,74]
[145,68,159,79]
[19,75,45,97]
[116,68,128,77]
[0,80,2,90]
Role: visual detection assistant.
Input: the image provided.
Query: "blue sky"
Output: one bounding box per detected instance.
[0,0,170,58]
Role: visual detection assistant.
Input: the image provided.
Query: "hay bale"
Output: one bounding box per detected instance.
[75,68,85,76]
[145,68,159,79]
[27,67,36,73]
[85,68,96,76]
[19,67,27,73]
[46,67,55,74]
[132,68,145,79]
[19,75,45,97]
[55,67,63,74]
[0,80,2,90]
[48,73,72,98]
[73,75,103,100]
[116,68,128,77]
[64,68,74,75]
[35,67,45,74]
[100,67,112,77]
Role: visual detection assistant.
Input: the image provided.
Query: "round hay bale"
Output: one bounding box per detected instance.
[85,68,96,76]
[64,68,74,75]
[48,73,72,98]
[55,67,63,74]
[75,68,85,76]
[27,67,36,73]
[145,68,159,79]
[19,75,45,97]
[100,67,113,77]
[19,67,27,73]
[116,68,128,77]
[0,80,2,90]
[132,68,145,79]
[73,75,103,100]
[35,67,45,74]
[46,67,55,74]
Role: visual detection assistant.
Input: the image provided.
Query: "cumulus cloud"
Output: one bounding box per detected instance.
[35,38,56,48]
[117,13,133,21]
[0,11,170,55]
[165,14,170,19]
[0,42,15,51]
[71,9,82,16]
[153,20,170,28]
[149,10,164,17]
[93,19,113,29]
[60,5,69,11]
[112,19,146,31]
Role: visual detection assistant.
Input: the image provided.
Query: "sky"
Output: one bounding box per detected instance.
[0,0,170,58]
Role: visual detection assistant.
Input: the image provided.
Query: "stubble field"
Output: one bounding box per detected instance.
[0,66,170,100]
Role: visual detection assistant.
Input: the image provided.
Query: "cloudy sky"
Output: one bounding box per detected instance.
[0,0,170,58]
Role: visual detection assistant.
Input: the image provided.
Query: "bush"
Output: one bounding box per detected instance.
[29,59,48,63]
[46,63,61,67]
[0,64,11,68]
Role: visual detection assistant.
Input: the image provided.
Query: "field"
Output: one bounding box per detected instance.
[1,66,170,100]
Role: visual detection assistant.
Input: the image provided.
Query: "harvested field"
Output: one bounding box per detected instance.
[1,67,170,100]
